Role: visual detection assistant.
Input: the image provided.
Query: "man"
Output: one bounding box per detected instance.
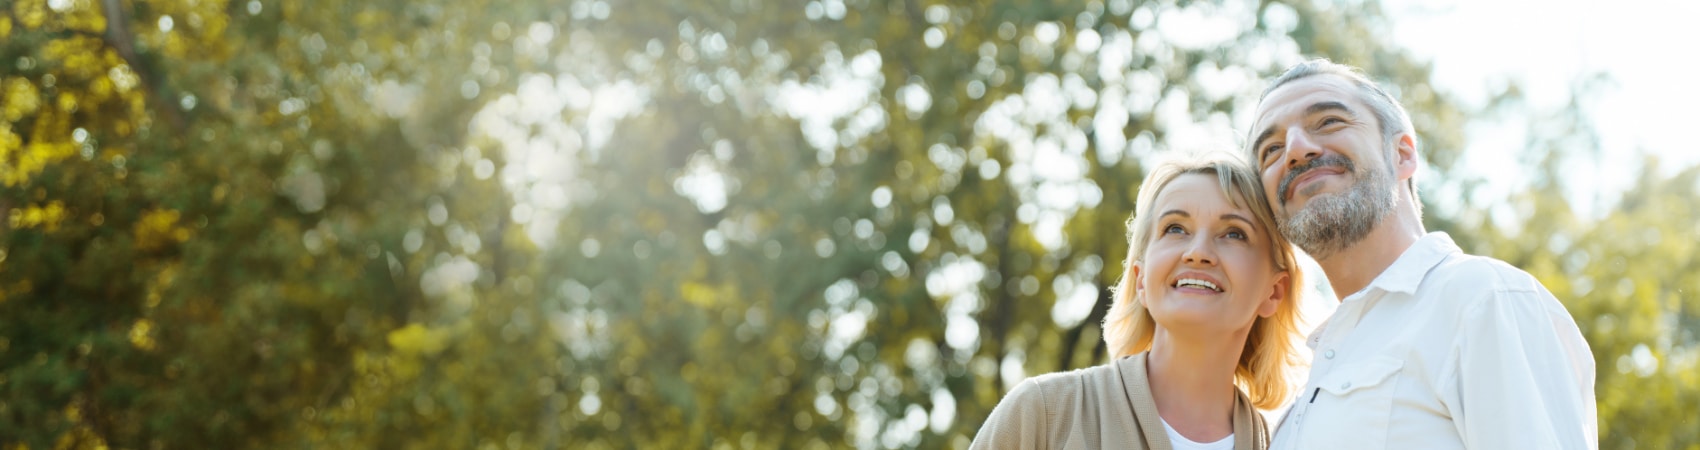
[1245,59,1596,449]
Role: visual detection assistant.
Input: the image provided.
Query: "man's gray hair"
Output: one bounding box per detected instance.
[1251,59,1422,217]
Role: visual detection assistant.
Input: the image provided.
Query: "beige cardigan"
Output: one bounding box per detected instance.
[969,352,1268,450]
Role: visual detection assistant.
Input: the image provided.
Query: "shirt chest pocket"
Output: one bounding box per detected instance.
[1302,356,1404,450]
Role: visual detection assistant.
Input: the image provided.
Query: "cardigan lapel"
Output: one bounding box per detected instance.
[1231,387,1267,450]
[1118,353,1172,450]
[1124,352,1268,450]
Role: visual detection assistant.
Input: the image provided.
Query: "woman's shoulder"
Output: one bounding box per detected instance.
[1002,358,1135,413]
[972,360,1139,449]
[1023,361,1122,391]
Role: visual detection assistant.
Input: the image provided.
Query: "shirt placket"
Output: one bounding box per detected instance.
[1288,293,1373,447]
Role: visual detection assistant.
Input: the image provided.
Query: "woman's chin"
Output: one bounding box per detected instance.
[1151,309,1255,338]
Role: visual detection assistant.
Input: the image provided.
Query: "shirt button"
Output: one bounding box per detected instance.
[1324,350,1335,359]
[1340,382,1352,390]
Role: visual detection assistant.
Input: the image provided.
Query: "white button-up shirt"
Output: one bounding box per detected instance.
[1271,232,1597,450]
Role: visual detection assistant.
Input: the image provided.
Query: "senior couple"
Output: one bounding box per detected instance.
[970,60,1596,450]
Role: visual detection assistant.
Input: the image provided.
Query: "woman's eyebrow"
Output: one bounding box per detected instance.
[1158,210,1190,221]
[1220,213,1254,225]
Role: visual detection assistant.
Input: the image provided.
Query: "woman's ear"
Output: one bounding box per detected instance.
[1129,262,1143,295]
[1258,271,1289,317]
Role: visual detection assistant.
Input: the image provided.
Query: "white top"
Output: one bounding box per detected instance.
[1270,232,1597,450]
[1161,417,1233,450]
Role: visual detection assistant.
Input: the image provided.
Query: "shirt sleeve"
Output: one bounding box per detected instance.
[1446,285,1598,450]
[970,378,1052,450]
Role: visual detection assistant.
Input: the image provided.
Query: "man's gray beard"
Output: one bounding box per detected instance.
[1278,162,1398,260]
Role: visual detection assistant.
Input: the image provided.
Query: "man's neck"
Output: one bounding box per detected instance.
[1145,327,1246,442]
[1316,209,1425,301]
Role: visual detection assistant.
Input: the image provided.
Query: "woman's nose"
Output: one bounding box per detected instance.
[1181,236,1216,265]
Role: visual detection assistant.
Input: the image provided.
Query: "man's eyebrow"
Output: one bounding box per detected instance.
[1305,100,1355,117]
[1252,101,1359,150]
[1253,127,1276,152]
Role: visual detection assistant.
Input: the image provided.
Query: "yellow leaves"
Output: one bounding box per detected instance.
[84,75,114,102]
[354,10,391,30]
[2,77,40,122]
[384,322,463,383]
[145,263,180,308]
[0,15,11,40]
[41,36,115,83]
[4,131,73,187]
[57,91,79,113]
[0,279,32,304]
[0,98,79,186]
[11,0,47,30]
[0,46,108,187]
[50,411,110,449]
[196,11,229,45]
[58,0,107,35]
[128,318,157,351]
[148,0,236,61]
[133,209,192,252]
[0,125,16,176]
[9,200,66,231]
[681,282,722,308]
[0,69,85,185]
[387,323,450,356]
[12,0,103,35]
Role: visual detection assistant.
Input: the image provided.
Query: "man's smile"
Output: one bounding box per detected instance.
[1279,154,1355,205]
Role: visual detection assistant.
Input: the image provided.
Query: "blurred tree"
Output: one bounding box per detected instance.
[545,0,1475,448]
[1569,159,1700,449]
[1,0,561,447]
[1461,83,1700,449]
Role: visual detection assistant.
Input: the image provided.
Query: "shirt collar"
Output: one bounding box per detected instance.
[1357,231,1461,297]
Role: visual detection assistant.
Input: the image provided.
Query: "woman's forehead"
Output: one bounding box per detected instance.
[1153,173,1249,213]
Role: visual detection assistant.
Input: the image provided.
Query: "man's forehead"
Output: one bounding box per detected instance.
[1253,75,1362,123]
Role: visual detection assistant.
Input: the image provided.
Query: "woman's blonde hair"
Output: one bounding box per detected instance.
[1101,153,1305,409]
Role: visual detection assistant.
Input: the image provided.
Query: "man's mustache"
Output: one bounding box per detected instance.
[1278,154,1355,205]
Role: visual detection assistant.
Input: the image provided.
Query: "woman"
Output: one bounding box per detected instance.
[971,155,1306,450]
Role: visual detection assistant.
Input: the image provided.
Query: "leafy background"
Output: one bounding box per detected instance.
[1,0,1695,448]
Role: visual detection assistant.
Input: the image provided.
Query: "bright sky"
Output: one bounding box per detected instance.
[1384,0,1700,219]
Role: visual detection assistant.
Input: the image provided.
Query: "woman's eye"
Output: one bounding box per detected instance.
[1163,224,1185,235]
[1225,229,1247,240]
[1321,117,1346,126]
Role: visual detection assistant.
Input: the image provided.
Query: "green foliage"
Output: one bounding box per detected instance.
[1451,83,1700,449]
[0,0,1693,449]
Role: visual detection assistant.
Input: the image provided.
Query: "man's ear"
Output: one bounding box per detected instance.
[1258,271,1289,318]
[1393,132,1419,182]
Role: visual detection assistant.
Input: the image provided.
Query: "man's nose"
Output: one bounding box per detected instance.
[1283,127,1322,169]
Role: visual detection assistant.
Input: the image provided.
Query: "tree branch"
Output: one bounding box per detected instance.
[1055,285,1112,371]
[99,0,186,133]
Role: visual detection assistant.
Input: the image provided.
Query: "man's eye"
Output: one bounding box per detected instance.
[1261,144,1283,159]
